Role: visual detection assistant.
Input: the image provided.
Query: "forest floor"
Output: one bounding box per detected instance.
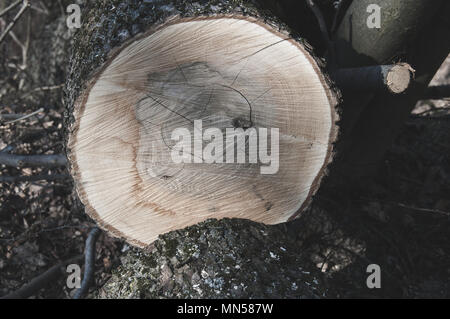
[0,1,449,299]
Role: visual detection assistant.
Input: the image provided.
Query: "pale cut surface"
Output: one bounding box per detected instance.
[386,63,413,94]
[69,17,337,247]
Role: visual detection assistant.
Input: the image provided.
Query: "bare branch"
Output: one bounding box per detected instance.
[0,174,69,183]
[0,0,21,18]
[21,84,64,98]
[0,107,44,124]
[73,228,101,299]
[29,1,49,15]
[0,152,67,168]
[0,255,83,299]
[331,63,414,94]
[397,203,450,217]
[0,0,29,46]
[0,228,100,299]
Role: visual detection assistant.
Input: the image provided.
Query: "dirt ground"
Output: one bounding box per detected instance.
[0,1,449,299]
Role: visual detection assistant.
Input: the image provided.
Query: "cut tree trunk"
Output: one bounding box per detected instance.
[65,0,339,247]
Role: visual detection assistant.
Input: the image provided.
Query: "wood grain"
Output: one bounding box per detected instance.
[68,16,338,246]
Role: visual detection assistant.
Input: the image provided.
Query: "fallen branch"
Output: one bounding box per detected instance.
[0,230,101,299]
[73,228,101,299]
[21,84,64,98]
[0,255,83,299]
[0,107,44,124]
[0,0,29,46]
[29,1,49,15]
[0,152,67,168]
[0,0,21,18]
[397,203,450,217]
[0,174,69,183]
[332,63,414,94]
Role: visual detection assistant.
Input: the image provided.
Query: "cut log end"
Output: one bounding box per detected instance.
[68,16,339,247]
[385,63,414,94]
[331,63,414,95]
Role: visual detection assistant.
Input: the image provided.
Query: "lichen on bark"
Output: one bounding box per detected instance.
[99,219,329,299]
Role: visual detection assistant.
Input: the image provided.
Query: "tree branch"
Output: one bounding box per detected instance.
[332,63,414,94]
[0,152,67,168]
[0,255,83,299]
[0,107,44,124]
[73,228,101,299]
[0,0,21,18]
[0,0,29,46]
[0,174,69,183]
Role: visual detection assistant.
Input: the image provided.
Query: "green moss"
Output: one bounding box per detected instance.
[141,254,158,269]
[163,238,178,258]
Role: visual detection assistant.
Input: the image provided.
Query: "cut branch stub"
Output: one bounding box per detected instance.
[67,10,339,247]
[332,63,414,95]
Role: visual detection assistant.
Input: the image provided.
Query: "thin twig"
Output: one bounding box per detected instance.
[0,0,29,46]
[397,203,450,217]
[0,255,83,299]
[73,228,101,299]
[18,9,30,90]
[0,112,28,120]
[29,1,49,15]
[0,0,21,18]
[359,197,450,218]
[8,30,23,50]
[21,84,64,98]
[6,12,29,89]
[0,107,44,124]
[0,152,68,168]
